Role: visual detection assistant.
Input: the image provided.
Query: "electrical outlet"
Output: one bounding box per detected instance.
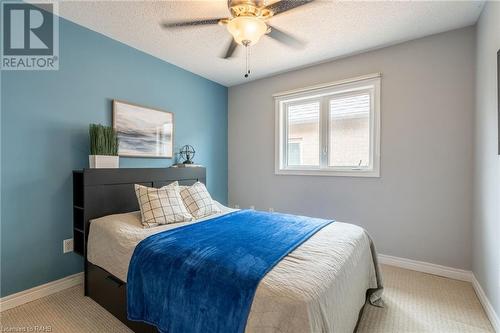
[234,204,240,209]
[63,238,74,253]
[249,205,255,210]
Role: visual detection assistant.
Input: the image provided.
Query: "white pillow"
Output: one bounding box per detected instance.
[180,182,221,219]
[135,181,193,228]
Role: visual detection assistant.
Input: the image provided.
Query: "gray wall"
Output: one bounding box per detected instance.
[473,1,500,320]
[228,27,475,270]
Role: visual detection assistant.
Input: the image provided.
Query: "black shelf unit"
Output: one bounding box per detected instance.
[72,170,85,256]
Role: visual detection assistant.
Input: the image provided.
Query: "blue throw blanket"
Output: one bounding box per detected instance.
[127,210,333,333]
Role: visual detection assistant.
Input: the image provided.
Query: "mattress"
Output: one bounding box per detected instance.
[87,205,380,333]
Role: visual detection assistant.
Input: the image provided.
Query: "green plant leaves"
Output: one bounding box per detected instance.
[89,124,118,156]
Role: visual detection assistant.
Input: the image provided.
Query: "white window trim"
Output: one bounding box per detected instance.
[274,73,381,177]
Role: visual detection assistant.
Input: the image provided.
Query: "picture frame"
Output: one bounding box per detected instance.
[113,100,174,158]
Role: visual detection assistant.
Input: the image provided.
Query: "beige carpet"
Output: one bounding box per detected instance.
[357,265,493,333]
[0,265,494,333]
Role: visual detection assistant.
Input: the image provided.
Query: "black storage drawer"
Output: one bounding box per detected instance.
[87,263,157,333]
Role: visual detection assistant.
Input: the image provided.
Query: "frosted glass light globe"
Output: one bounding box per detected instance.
[226,16,267,46]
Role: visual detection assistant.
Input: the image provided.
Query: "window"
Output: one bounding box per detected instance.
[287,141,303,166]
[287,101,319,167]
[275,74,380,177]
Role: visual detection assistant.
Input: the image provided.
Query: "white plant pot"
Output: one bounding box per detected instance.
[89,155,119,168]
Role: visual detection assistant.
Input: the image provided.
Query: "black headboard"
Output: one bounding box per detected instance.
[72,167,205,257]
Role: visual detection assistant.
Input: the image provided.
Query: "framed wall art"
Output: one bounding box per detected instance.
[113,100,173,158]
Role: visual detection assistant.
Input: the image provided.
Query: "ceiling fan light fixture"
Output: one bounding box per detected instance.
[226,16,267,46]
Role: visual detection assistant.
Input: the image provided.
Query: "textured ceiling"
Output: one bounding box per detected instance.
[54,1,484,86]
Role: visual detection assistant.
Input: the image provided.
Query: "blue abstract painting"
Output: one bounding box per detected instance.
[113,100,173,158]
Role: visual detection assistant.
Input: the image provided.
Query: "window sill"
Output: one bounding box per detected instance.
[275,168,380,177]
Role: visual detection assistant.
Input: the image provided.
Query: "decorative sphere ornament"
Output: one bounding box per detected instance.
[180,145,195,164]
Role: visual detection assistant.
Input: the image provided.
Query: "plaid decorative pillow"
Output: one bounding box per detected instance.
[135,182,193,228]
[180,182,221,219]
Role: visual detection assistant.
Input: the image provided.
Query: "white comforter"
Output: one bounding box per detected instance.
[87,207,381,333]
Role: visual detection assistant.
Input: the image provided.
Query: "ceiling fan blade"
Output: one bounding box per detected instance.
[264,0,315,16]
[221,38,238,59]
[162,18,222,28]
[267,25,304,49]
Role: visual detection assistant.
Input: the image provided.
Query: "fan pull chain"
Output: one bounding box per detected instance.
[244,41,251,78]
[248,45,251,77]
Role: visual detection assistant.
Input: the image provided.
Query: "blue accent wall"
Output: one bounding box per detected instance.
[0,18,228,297]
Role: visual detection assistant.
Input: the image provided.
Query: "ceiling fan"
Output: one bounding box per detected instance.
[162,0,315,67]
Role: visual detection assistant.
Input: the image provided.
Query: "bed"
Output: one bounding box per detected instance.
[73,167,382,333]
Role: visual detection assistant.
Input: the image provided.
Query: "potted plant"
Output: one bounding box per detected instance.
[89,124,119,168]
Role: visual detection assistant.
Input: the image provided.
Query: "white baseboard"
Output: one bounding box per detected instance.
[378,254,473,282]
[472,275,500,332]
[0,272,84,312]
